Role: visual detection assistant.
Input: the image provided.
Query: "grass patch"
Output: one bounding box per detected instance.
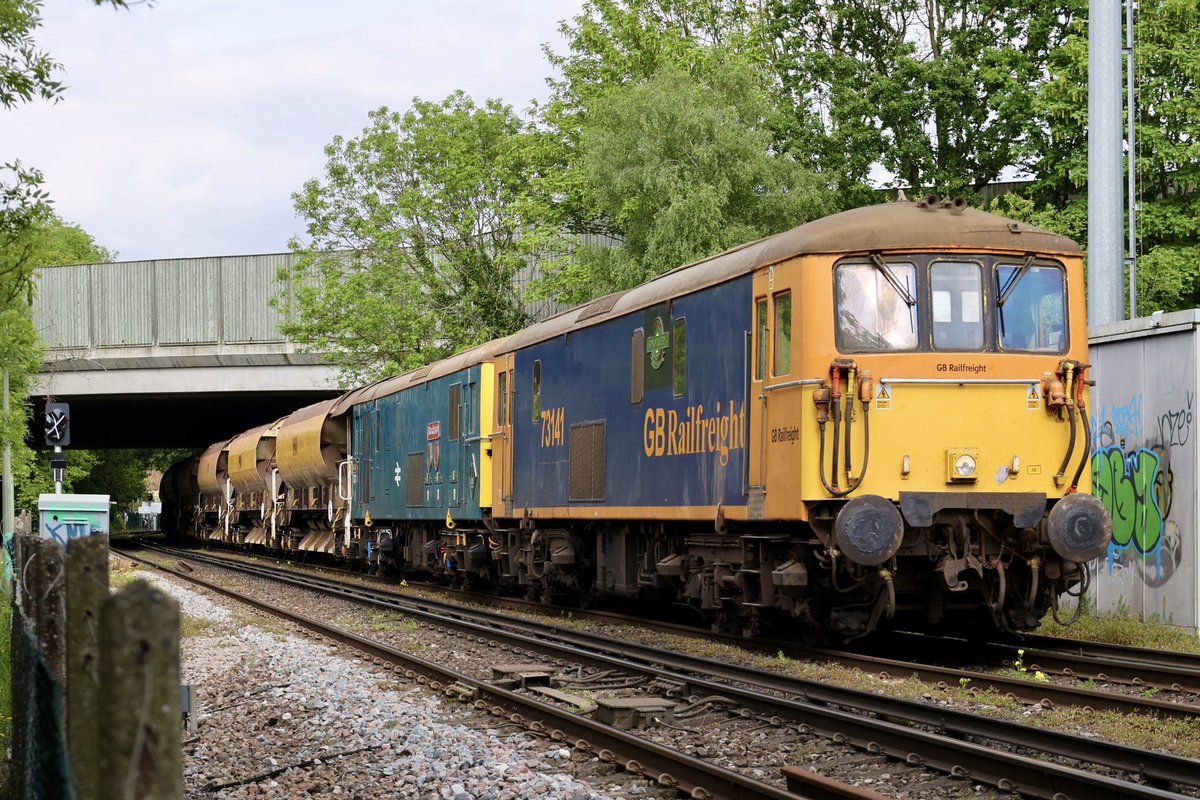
[109,569,144,590]
[180,616,218,639]
[1038,612,1200,654]
[336,609,418,636]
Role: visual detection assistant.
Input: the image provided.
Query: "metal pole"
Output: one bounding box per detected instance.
[3,367,14,536]
[3,366,14,587]
[1125,0,1138,319]
[54,445,63,494]
[1089,0,1125,325]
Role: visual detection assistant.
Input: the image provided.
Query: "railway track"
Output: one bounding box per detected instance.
[864,631,1200,695]
[124,542,1200,800]
[120,546,877,800]
[147,541,1200,717]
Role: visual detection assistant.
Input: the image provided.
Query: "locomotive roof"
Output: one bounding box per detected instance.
[502,200,1080,349]
[334,200,1080,409]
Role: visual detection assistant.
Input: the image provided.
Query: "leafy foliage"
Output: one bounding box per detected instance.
[281,93,563,385]
[0,0,63,110]
[1129,0,1200,312]
[1,214,114,515]
[2,0,130,292]
[538,0,776,235]
[1019,0,1200,313]
[529,1,831,306]
[542,62,830,303]
[544,0,768,118]
[767,0,1083,199]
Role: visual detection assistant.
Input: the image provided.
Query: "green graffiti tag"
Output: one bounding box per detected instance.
[1091,446,1165,555]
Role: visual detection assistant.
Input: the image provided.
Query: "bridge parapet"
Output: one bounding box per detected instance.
[35,252,299,350]
[32,253,341,398]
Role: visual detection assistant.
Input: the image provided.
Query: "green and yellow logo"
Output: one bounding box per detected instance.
[646,316,669,370]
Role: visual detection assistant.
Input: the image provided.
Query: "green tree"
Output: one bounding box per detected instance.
[766,0,1082,200]
[4,0,135,511]
[3,0,135,284]
[1019,0,1199,314]
[543,62,830,303]
[3,214,113,511]
[539,0,774,235]
[1130,0,1200,312]
[280,92,562,384]
[545,0,768,119]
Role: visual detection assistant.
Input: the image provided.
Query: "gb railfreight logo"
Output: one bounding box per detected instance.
[643,400,745,466]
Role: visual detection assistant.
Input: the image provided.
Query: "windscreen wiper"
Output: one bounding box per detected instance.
[998,253,1036,308]
[869,253,916,308]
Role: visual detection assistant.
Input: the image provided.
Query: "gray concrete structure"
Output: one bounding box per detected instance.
[31,254,343,448]
[1088,310,1199,632]
[28,246,579,448]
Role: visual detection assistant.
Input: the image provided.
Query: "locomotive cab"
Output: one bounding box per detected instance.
[750,198,1111,636]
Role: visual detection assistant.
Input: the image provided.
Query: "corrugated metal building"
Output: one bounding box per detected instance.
[1088,310,1199,632]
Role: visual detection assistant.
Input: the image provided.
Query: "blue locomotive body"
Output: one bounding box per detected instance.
[510,275,753,516]
[352,364,487,527]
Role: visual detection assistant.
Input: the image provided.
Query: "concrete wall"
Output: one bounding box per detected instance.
[34,253,297,350]
[1088,310,1199,631]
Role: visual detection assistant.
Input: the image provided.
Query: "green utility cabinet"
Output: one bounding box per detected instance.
[38,493,111,545]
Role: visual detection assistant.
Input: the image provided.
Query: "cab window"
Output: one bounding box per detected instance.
[836,262,918,352]
[672,318,687,397]
[931,261,983,350]
[997,264,1067,352]
[755,297,768,379]
[532,360,542,423]
[773,291,792,375]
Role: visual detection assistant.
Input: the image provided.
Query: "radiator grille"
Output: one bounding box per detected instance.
[407,452,425,507]
[568,421,606,501]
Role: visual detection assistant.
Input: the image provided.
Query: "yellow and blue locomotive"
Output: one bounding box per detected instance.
[166,198,1112,638]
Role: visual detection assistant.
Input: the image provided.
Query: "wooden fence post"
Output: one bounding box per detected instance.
[11,534,75,799]
[98,579,184,800]
[10,534,33,800]
[66,534,110,799]
[27,537,68,684]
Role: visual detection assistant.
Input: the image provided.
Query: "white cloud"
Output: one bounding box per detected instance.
[0,0,580,261]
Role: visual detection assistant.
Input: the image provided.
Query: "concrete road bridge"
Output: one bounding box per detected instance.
[31,253,344,449]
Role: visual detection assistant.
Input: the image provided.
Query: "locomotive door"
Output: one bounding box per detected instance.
[749,265,803,520]
[490,353,515,518]
[352,407,372,510]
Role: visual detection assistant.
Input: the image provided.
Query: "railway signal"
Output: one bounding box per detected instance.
[44,402,71,448]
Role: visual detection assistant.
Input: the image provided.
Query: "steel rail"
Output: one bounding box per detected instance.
[142,543,1200,719]
[1018,633,1200,673]
[119,550,809,800]
[302,560,1200,714]
[132,544,1200,798]
[865,632,1200,694]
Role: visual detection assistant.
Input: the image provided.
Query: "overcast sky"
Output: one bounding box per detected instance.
[0,0,582,262]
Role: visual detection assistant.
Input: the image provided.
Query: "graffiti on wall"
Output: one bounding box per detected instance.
[1091,393,1186,588]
